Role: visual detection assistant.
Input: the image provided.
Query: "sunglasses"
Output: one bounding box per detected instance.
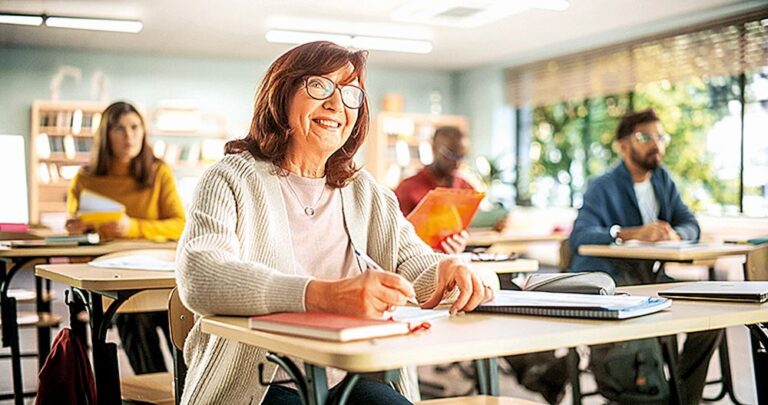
[304,75,366,109]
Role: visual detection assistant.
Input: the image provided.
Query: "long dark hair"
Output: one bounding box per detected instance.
[225,41,370,188]
[84,101,158,188]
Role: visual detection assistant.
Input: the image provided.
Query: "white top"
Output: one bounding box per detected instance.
[633,178,659,224]
[277,172,357,387]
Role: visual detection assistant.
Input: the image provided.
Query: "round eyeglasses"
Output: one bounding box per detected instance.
[304,75,365,109]
[634,131,671,145]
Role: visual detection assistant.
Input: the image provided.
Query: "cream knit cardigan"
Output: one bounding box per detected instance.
[176,152,445,404]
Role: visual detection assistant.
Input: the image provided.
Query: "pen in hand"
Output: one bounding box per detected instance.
[353,248,419,306]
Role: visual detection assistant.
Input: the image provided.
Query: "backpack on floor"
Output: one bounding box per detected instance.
[590,338,670,404]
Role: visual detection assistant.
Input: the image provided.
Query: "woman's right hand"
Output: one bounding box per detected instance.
[65,218,89,235]
[305,269,416,319]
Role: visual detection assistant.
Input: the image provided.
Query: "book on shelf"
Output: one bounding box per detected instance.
[407,188,484,249]
[658,281,768,303]
[476,290,671,320]
[249,307,449,342]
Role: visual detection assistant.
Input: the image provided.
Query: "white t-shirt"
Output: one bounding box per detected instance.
[633,178,659,225]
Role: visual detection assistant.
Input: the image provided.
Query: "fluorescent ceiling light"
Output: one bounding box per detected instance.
[45,16,143,33]
[0,13,44,26]
[265,30,432,54]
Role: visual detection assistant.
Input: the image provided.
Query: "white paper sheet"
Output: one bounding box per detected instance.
[89,255,175,271]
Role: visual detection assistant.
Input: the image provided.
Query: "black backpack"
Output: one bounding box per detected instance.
[590,338,670,404]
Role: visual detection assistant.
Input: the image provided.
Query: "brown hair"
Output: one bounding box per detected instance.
[615,108,660,141]
[225,41,370,188]
[433,126,465,142]
[85,101,158,188]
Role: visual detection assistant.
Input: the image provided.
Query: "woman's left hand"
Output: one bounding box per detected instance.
[99,215,132,238]
[421,256,494,314]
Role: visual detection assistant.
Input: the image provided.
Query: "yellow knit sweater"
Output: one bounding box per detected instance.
[67,161,186,240]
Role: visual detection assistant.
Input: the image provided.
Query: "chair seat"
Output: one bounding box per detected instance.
[0,311,61,328]
[417,395,545,405]
[121,372,174,405]
[9,288,55,303]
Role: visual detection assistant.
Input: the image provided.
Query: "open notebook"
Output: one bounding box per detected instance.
[249,307,449,342]
[77,190,126,226]
[477,290,671,320]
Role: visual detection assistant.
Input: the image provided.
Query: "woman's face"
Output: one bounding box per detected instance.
[108,112,145,162]
[287,63,360,159]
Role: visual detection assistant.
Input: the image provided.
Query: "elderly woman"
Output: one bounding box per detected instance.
[177,41,492,404]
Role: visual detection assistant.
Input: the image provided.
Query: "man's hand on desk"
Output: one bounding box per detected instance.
[619,221,681,242]
[305,269,416,319]
[422,256,494,315]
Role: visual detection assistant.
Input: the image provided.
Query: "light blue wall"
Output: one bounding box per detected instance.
[0,46,457,149]
[453,66,514,161]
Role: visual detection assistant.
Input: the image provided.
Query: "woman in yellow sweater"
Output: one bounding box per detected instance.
[66,101,185,374]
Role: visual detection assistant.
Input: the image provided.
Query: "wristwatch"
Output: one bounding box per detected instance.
[609,225,622,244]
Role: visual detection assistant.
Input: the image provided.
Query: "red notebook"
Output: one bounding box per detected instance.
[248,312,412,342]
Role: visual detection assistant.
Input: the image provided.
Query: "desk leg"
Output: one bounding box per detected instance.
[658,336,683,405]
[748,323,768,404]
[474,358,499,396]
[0,258,34,405]
[78,289,136,405]
[35,275,51,369]
[304,364,328,405]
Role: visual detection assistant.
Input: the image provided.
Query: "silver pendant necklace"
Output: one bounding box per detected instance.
[282,175,325,216]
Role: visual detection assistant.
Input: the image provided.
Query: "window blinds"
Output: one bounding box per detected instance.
[505,10,768,107]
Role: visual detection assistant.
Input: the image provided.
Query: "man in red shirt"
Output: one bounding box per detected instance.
[395,126,474,253]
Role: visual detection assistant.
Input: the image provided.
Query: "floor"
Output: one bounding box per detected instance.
[1,269,760,404]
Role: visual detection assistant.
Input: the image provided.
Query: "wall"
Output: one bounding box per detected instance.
[0,46,457,154]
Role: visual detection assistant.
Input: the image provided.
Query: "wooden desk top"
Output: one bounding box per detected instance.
[468,230,567,247]
[201,283,768,373]
[0,240,177,258]
[578,243,755,262]
[472,259,538,274]
[35,263,176,291]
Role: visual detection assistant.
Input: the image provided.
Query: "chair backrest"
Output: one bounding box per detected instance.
[168,287,195,351]
[558,238,573,272]
[745,243,768,281]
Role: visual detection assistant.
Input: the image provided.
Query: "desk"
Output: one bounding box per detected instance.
[35,261,176,405]
[577,243,755,263]
[201,283,768,405]
[471,258,539,274]
[0,240,175,404]
[467,230,567,247]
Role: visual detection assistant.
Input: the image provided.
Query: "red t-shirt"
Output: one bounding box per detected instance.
[394,167,475,216]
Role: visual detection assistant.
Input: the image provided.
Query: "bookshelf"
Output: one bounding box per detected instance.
[365,112,469,189]
[29,100,107,226]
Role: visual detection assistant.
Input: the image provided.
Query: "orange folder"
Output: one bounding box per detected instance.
[406,188,484,249]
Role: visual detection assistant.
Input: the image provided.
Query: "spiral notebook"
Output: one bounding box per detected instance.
[477,290,671,320]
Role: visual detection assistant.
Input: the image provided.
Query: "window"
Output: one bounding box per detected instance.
[509,12,768,216]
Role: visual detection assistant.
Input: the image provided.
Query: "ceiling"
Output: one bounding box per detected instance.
[0,0,763,70]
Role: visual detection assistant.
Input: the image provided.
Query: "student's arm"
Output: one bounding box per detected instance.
[569,180,615,251]
[666,179,700,241]
[125,164,186,240]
